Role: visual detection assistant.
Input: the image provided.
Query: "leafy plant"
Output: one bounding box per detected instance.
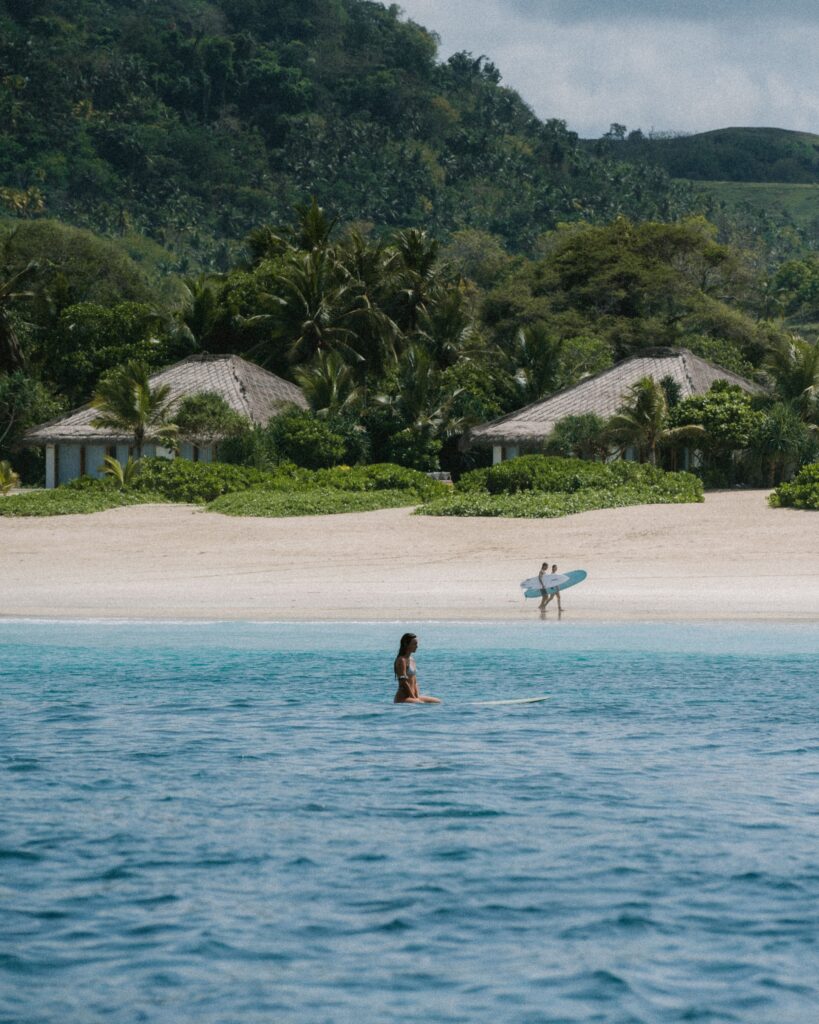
[0,488,160,517]
[208,488,420,517]
[0,459,21,494]
[770,462,819,509]
[99,455,140,490]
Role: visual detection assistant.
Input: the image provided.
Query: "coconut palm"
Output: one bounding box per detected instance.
[766,335,819,422]
[294,351,364,418]
[173,274,224,352]
[91,361,178,459]
[375,343,464,439]
[0,262,37,373]
[607,376,705,465]
[392,228,442,332]
[414,287,484,370]
[509,324,563,405]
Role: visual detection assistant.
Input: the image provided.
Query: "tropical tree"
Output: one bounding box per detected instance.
[172,275,225,353]
[91,361,178,459]
[509,324,563,405]
[766,335,819,422]
[295,350,363,418]
[0,262,37,373]
[743,403,818,486]
[392,228,442,332]
[544,414,609,460]
[606,376,705,465]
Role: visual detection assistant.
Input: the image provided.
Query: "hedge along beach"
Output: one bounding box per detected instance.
[1,489,817,621]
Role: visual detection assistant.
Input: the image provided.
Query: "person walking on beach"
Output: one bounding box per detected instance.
[543,563,563,614]
[537,561,550,611]
[394,633,441,704]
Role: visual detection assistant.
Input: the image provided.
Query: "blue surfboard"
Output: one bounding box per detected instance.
[523,569,587,598]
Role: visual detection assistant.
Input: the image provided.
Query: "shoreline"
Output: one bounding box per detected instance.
[1,490,817,622]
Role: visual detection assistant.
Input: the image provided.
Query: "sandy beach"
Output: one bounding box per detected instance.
[1,490,816,621]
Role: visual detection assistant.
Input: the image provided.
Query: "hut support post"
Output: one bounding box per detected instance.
[45,445,56,489]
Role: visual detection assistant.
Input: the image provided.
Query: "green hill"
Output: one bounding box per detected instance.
[591,127,819,184]
[0,0,700,267]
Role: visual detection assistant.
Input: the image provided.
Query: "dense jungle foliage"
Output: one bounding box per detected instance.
[1,0,715,268]
[1,0,817,497]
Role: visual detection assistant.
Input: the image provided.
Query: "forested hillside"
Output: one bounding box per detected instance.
[1,0,817,493]
[0,0,700,267]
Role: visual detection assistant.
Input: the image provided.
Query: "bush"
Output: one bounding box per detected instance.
[770,462,819,509]
[0,487,161,516]
[175,392,249,440]
[311,463,447,500]
[481,454,671,495]
[418,476,703,519]
[128,457,271,503]
[208,488,420,517]
[267,409,346,469]
[456,467,491,492]
[419,462,703,519]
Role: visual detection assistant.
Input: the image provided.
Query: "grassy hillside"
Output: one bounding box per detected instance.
[0,0,707,269]
[592,127,819,184]
[693,181,819,241]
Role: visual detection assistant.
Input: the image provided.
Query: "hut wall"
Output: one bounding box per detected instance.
[85,445,107,479]
[57,445,81,485]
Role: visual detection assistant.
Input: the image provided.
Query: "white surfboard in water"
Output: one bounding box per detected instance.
[466,696,551,706]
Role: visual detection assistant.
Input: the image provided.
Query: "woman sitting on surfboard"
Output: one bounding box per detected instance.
[394,633,441,704]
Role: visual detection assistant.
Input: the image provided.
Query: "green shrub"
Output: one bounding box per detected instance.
[267,409,346,469]
[481,454,670,495]
[311,463,447,500]
[0,488,161,516]
[770,462,819,509]
[456,467,491,493]
[418,475,703,518]
[128,457,271,503]
[208,488,420,517]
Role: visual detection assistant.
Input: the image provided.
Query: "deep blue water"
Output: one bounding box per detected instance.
[2,620,819,1024]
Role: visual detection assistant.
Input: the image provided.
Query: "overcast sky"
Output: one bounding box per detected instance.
[397,0,819,138]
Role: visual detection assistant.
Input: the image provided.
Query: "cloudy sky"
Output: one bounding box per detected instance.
[397,0,819,138]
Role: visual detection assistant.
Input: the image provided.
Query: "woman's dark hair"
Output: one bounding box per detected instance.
[397,632,417,657]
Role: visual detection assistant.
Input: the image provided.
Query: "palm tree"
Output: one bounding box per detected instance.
[91,361,178,459]
[392,228,442,332]
[607,376,705,465]
[0,262,37,373]
[173,274,224,352]
[415,287,484,370]
[766,335,819,422]
[509,324,563,405]
[375,343,464,440]
[294,351,363,418]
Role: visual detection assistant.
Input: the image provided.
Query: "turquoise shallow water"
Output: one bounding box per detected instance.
[2,620,819,1024]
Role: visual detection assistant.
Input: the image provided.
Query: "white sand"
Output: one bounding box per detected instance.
[1,490,817,621]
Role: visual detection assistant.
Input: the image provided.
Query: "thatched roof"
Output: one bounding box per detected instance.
[22,354,308,445]
[467,347,763,447]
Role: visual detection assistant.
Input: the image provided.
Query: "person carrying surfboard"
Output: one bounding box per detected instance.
[543,563,563,614]
[537,561,550,611]
[393,633,441,704]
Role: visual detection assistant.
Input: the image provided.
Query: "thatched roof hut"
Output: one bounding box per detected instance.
[23,354,308,487]
[466,348,762,458]
[23,353,307,447]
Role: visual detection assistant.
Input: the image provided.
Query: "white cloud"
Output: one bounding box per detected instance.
[399,1,819,137]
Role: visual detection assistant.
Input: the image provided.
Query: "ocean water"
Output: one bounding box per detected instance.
[2,619,818,1024]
